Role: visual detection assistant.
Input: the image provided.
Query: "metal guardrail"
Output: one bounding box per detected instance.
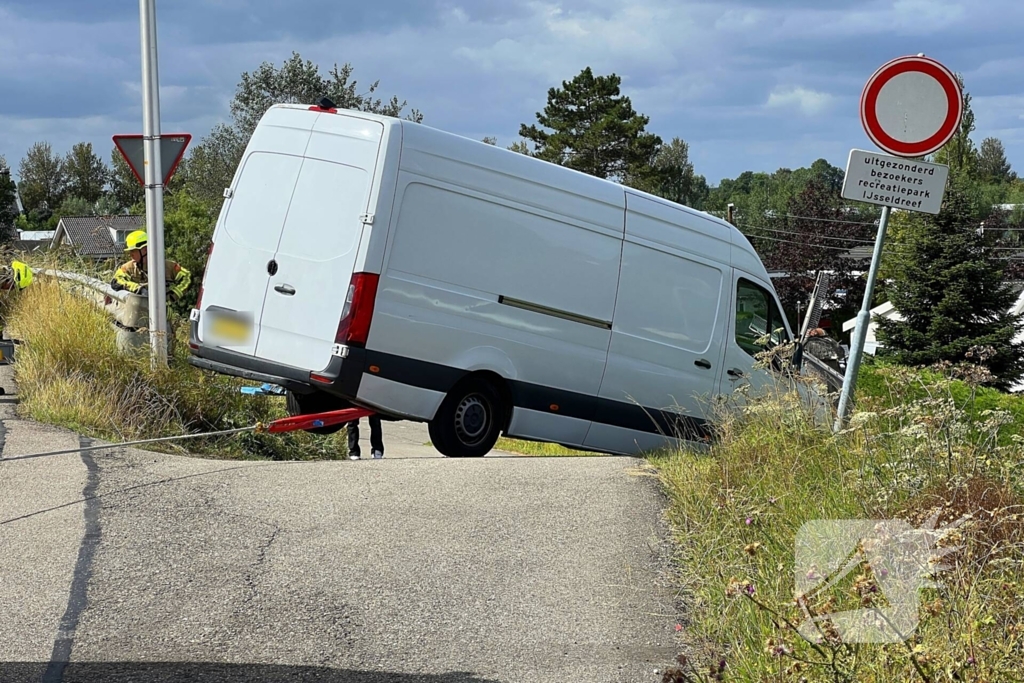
[39,269,151,352]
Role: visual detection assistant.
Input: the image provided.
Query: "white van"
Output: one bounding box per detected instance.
[188,102,793,457]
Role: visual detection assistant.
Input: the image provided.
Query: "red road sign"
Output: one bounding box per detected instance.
[112,133,192,187]
[860,55,962,158]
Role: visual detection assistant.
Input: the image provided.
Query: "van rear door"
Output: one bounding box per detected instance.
[199,110,314,356]
[254,114,385,371]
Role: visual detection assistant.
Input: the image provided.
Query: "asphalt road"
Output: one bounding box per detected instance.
[0,364,682,682]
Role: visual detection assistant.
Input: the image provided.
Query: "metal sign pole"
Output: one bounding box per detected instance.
[833,205,891,431]
[139,0,168,367]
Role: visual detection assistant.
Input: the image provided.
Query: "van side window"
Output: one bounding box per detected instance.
[735,279,789,357]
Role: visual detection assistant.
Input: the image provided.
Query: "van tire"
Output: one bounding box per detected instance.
[429,377,504,457]
[285,390,349,436]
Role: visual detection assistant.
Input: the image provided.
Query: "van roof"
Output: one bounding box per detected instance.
[267,103,765,272]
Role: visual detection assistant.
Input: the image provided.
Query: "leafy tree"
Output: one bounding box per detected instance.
[877,182,1024,389]
[481,136,497,145]
[761,179,874,329]
[55,195,95,218]
[933,74,977,181]
[183,52,421,210]
[507,140,531,155]
[977,137,1016,184]
[642,137,708,209]
[0,157,18,244]
[163,193,217,314]
[64,142,108,204]
[519,67,661,184]
[95,193,124,216]
[17,142,67,212]
[108,147,144,212]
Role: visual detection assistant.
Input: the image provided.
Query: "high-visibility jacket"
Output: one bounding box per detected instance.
[111,259,191,301]
[11,261,32,290]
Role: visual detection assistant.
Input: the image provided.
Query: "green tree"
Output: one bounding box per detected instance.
[519,67,661,183]
[977,137,1016,184]
[933,74,978,181]
[64,142,108,204]
[17,142,67,212]
[0,157,19,243]
[184,52,421,210]
[54,195,95,218]
[877,183,1024,389]
[108,147,144,212]
[507,140,531,155]
[163,193,217,314]
[643,137,708,208]
[94,193,124,216]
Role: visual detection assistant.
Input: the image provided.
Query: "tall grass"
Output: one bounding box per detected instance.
[654,362,1024,682]
[5,276,350,460]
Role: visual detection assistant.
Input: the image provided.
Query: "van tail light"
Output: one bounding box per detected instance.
[195,241,215,310]
[334,272,379,348]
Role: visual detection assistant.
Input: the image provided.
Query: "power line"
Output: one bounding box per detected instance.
[748,225,878,244]
[741,232,1024,259]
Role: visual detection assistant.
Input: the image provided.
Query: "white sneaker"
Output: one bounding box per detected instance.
[372,450,384,459]
[348,453,360,461]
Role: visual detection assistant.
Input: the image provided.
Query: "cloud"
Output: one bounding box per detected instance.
[766,87,836,116]
[1,0,1024,185]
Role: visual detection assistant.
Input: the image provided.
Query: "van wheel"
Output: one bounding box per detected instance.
[286,390,349,436]
[429,377,504,457]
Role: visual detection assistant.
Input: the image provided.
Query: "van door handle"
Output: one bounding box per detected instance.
[274,284,296,296]
[727,368,746,378]
[694,359,712,370]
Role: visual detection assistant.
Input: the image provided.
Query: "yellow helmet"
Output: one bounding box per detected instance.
[124,230,148,252]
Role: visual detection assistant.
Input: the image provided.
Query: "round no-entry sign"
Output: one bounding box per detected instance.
[860,55,963,157]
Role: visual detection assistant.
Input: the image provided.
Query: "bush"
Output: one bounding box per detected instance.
[653,367,1024,682]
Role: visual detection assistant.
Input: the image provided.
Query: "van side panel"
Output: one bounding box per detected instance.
[385,182,622,323]
[363,126,625,430]
[582,193,732,453]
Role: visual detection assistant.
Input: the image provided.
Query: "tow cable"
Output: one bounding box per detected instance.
[0,406,375,463]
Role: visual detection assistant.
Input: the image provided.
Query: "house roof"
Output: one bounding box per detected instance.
[842,301,898,332]
[52,215,145,258]
[10,240,49,253]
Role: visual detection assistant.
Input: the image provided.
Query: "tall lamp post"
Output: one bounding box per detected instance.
[139,0,169,366]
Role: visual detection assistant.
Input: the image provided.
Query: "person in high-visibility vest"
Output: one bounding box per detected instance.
[0,260,33,292]
[0,260,32,393]
[111,230,191,301]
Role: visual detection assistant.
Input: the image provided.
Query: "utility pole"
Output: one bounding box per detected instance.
[727,203,735,225]
[139,0,169,366]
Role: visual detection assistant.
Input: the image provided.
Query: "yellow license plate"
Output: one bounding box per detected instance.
[206,311,252,345]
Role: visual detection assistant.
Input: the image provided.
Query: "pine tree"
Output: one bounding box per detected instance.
[876,182,1024,389]
[519,67,661,184]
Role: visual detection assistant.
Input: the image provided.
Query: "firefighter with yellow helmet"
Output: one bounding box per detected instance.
[111,230,191,302]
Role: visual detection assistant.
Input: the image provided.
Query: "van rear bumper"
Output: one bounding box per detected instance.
[187,318,364,397]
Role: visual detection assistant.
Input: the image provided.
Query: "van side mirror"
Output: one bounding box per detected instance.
[792,342,805,371]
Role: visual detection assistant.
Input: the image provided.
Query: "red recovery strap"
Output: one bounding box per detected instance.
[264,407,375,434]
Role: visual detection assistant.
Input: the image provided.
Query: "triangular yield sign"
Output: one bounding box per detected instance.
[113,133,192,187]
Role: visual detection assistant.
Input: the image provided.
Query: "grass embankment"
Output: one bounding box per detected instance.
[654,363,1024,682]
[5,276,350,460]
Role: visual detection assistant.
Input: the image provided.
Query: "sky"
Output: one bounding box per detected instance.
[1,0,1023,185]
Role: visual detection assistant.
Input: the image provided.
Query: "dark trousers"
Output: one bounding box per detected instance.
[347,416,383,457]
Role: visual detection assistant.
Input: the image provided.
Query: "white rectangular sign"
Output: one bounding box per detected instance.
[841,149,949,215]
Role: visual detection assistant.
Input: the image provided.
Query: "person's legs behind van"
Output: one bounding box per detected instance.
[347,416,384,460]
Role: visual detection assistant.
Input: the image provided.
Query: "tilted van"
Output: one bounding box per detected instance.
[189,103,792,457]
